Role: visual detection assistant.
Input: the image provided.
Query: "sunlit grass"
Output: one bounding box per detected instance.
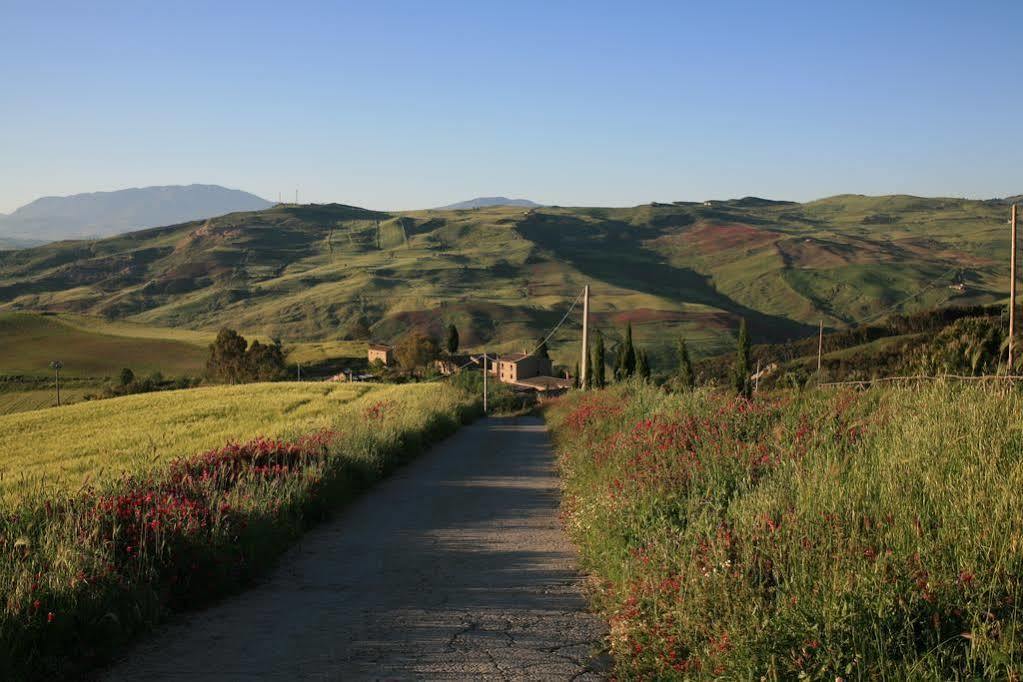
[547,381,1023,678]
[0,382,384,498]
[0,380,478,678]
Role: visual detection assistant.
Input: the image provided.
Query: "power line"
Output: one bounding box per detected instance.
[841,266,961,329]
[425,288,584,384]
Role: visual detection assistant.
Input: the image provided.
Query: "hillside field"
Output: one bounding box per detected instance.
[0,382,380,498]
[547,381,1023,678]
[0,195,1014,372]
[0,312,369,414]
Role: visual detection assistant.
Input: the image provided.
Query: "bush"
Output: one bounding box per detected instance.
[448,370,526,413]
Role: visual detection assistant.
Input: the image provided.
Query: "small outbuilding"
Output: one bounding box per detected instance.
[368,343,394,366]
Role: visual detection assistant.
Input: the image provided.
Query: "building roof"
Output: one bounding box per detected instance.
[368,343,393,352]
[514,375,574,391]
[497,353,532,363]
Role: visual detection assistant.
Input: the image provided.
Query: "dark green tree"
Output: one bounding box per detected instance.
[395,331,440,372]
[731,318,753,399]
[535,336,550,359]
[573,362,580,389]
[245,340,287,381]
[446,323,460,354]
[119,367,135,387]
[637,348,651,381]
[594,330,606,388]
[206,328,249,384]
[622,323,636,377]
[676,337,695,390]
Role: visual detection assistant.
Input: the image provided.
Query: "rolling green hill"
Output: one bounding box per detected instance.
[0,195,1012,372]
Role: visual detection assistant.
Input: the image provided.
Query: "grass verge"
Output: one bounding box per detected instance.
[0,381,478,679]
[546,381,1023,678]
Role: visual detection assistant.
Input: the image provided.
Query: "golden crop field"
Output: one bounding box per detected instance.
[0,381,458,498]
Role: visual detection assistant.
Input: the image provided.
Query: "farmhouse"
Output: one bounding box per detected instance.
[367,343,394,366]
[496,353,553,384]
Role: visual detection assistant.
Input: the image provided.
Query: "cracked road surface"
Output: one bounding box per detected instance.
[104,416,608,681]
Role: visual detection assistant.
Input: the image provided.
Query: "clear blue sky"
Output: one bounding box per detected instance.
[2,0,1020,213]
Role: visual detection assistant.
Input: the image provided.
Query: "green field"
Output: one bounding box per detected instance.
[0,382,381,497]
[547,381,1023,678]
[0,312,208,379]
[0,312,371,414]
[0,196,1013,372]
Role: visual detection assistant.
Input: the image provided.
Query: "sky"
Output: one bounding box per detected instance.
[1,0,1021,214]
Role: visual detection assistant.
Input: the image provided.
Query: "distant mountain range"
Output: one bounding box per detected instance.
[436,197,541,210]
[0,185,272,243]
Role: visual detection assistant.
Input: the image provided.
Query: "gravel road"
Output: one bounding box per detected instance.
[103,416,608,681]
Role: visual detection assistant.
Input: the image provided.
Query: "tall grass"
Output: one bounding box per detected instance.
[547,381,1023,678]
[0,382,377,498]
[0,382,478,679]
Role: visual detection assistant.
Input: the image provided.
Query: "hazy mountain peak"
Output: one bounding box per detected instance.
[0,184,272,242]
[436,197,541,210]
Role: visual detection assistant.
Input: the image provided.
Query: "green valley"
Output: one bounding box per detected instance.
[0,194,1013,377]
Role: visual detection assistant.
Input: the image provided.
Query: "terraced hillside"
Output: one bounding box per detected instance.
[0,196,1013,365]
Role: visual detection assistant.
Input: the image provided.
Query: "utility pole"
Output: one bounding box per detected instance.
[50,360,63,406]
[817,319,824,373]
[1010,204,1018,373]
[754,359,761,393]
[579,285,590,390]
[482,352,488,414]
[297,362,302,381]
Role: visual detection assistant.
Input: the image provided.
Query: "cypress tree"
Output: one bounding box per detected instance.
[614,343,626,382]
[536,336,550,359]
[573,362,580,389]
[445,323,459,354]
[623,322,636,377]
[677,337,694,390]
[594,330,606,388]
[637,348,651,381]
[731,318,752,399]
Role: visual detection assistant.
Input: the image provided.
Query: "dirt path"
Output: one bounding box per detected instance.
[103,416,608,681]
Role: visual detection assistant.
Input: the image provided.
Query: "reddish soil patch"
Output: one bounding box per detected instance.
[651,221,781,255]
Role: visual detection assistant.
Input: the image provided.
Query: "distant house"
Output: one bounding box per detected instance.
[433,355,477,375]
[497,353,553,384]
[368,343,394,366]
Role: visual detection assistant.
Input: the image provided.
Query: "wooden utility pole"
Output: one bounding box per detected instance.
[482,352,488,413]
[754,359,761,393]
[817,319,824,373]
[1010,204,1018,373]
[50,360,62,406]
[579,285,590,390]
